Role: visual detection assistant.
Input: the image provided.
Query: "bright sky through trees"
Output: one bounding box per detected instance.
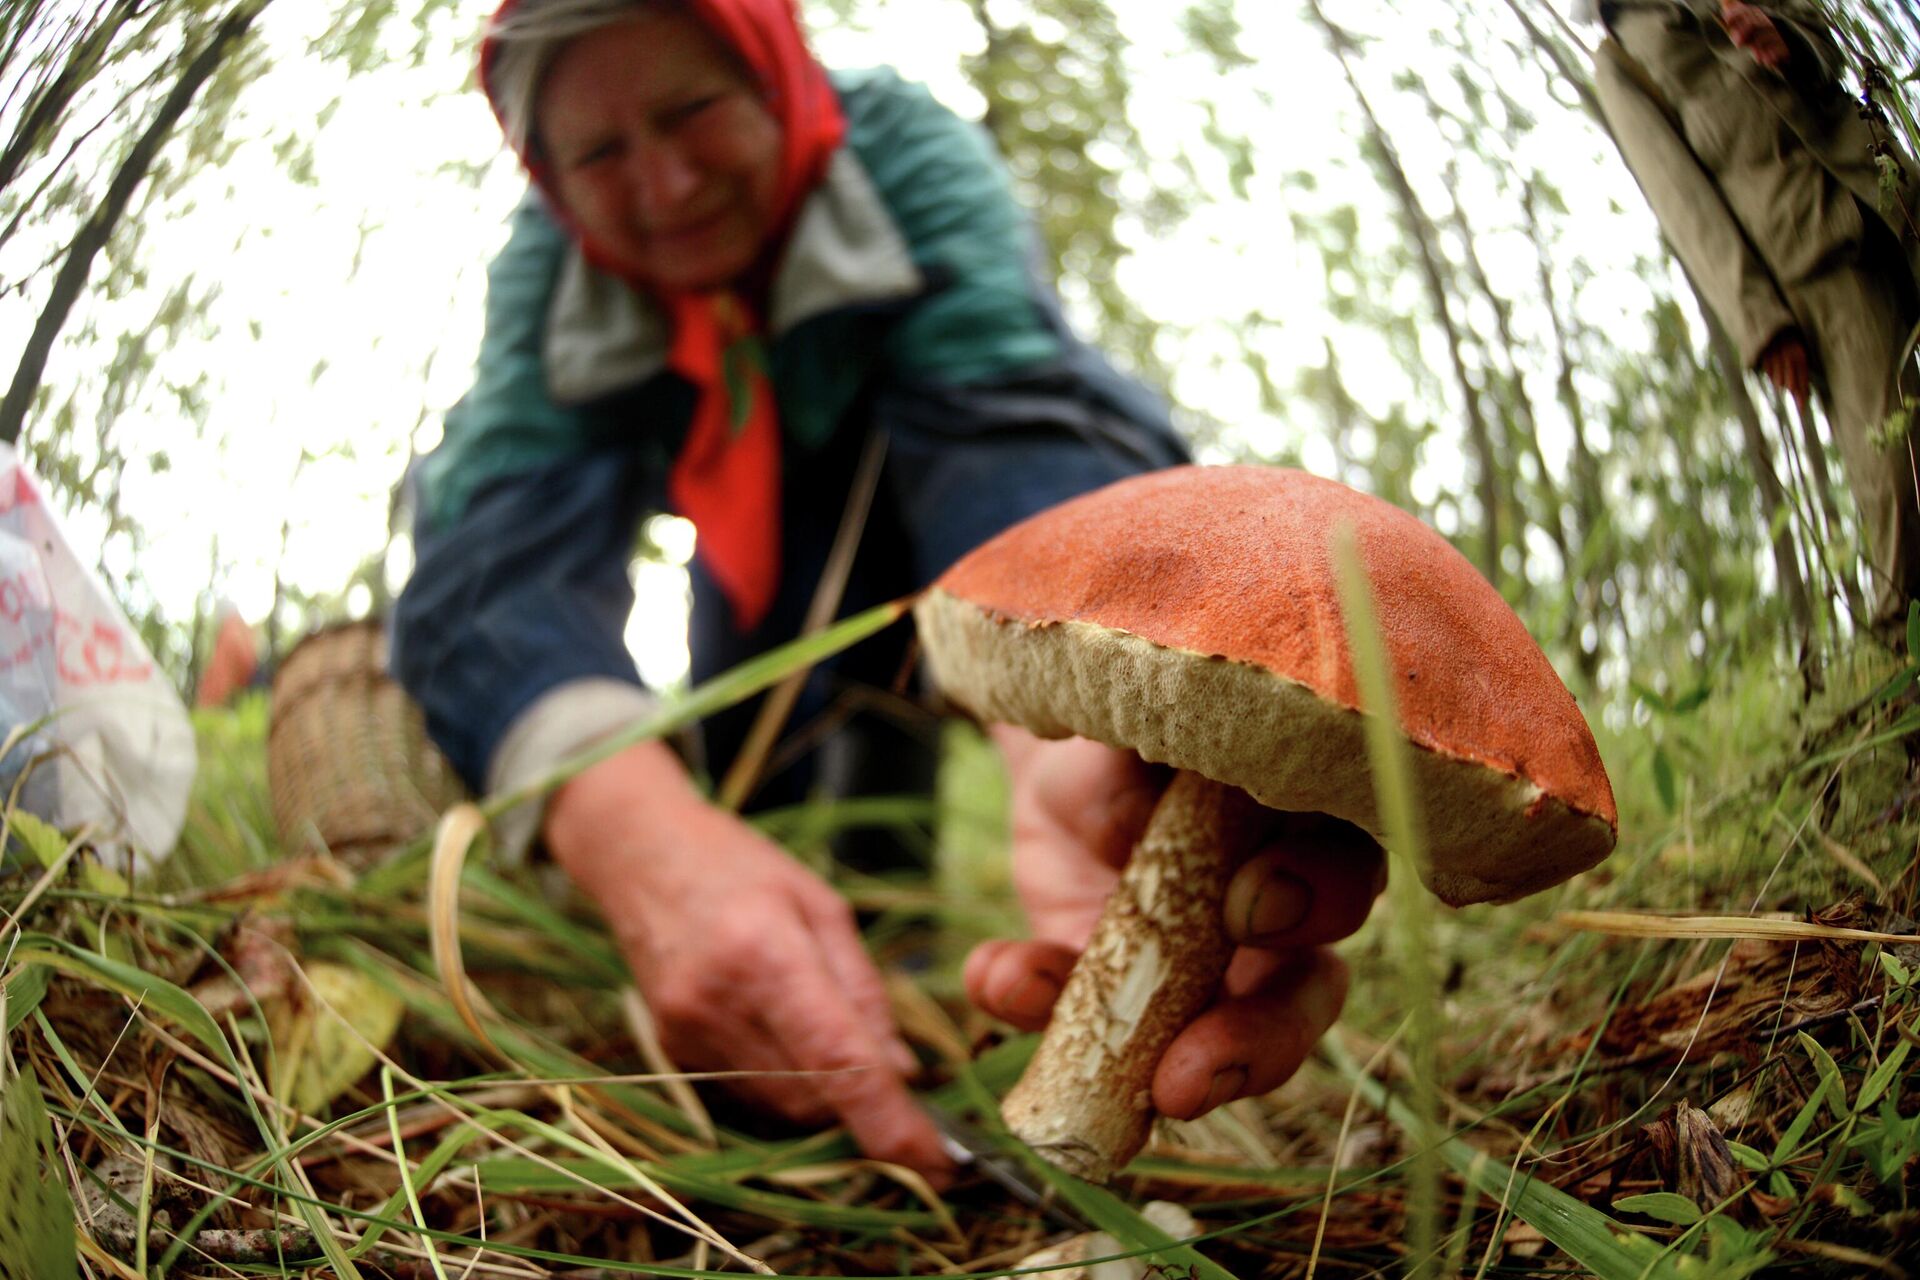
[4,0,1673,691]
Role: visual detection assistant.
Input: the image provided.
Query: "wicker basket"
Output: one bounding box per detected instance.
[267,620,466,868]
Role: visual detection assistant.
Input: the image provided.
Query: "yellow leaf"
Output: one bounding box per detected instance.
[269,962,405,1115]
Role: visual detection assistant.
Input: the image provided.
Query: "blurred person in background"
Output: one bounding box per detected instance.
[392,0,1384,1180]
[195,605,260,708]
[1591,0,1920,631]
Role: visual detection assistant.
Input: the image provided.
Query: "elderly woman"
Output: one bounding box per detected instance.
[393,0,1382,1179]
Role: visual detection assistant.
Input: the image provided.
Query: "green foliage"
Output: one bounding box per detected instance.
[0,0,466,691]
[962,0,1171,385]
[0,1057,78,1280]
[161,691,280,890]
[1610,1191,1701,1225]
[1847,1089,1920,1186]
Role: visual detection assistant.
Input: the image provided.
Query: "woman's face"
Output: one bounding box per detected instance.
[537,8,783,293]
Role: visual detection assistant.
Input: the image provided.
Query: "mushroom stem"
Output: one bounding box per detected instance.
[1001,768,1268,1182]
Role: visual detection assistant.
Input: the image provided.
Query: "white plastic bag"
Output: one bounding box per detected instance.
[0,443,195,864]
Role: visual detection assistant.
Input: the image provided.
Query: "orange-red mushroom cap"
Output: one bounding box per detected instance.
[914,465,1617,905]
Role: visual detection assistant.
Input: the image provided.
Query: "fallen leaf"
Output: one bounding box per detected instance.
[1643,1100,1738,1213]
[268,961,405,1115]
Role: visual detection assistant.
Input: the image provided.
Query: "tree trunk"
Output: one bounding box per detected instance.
[1498,0,1605,124]
[1788,393,1869,621]
[1306,0,1505,585]
[1704,312,1817,651]
[961,0,1008,143]
[1524,182,1610,681]
[1444,165,1574,606]
[0,0,266,447]
[0,0,144,198]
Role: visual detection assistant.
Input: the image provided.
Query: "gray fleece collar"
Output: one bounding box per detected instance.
[543,146,923,405]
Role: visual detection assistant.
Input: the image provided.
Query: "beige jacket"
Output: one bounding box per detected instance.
[1593,0,1920,369]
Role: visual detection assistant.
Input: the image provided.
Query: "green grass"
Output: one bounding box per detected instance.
[4,604,1919,1276]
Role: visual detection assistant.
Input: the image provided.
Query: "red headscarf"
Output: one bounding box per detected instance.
[481,0,846,632]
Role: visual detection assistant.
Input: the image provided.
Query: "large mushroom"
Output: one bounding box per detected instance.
[914,465,1616,1182]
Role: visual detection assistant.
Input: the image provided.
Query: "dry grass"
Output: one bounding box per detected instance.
[4,621,1919,1277]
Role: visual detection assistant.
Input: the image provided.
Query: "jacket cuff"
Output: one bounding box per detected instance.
[485,677,658,865]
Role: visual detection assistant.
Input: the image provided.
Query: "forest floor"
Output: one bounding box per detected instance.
[4,618,1919,1278]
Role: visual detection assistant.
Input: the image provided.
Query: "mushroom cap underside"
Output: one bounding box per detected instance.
[913,465,1617,906]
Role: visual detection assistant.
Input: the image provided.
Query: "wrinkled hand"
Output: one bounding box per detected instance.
[1759,329,1811,402]
[1722,0,1791,69]
[545,742,953,1182]
[965,731,1385,1120]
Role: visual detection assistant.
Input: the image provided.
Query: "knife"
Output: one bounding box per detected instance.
[924,1101,1092,1233]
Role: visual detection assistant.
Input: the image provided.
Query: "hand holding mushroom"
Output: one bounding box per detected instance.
[918,466,1616,1182]
[964,731,1382,1119]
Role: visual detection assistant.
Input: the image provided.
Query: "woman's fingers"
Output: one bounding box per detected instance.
[1222,821,1386,949]
[963,937,1078,1030]
[1151,948,1350,1121]
[752,937,955,1181]
[969,940,1354,1120]
[797,888,919,1075]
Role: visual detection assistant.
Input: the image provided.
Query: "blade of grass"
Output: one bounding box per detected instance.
[459,862,626,985]
[1324,1036,1683,1280]
[30,1008,136,1140]
[380,1067,449,1280]
[354,597,913,901]
[0,1034,80,1280]
[348,1115,490,1260]
[1792,707,1920,773]
[14,937,235,1069]
[0,816,83,942]
[3,960,48,1031]
[1558,911,1920,945]
[467,1155,940,1230]
[223,1004,368,1280]
[329,935,722,1142]
[544,1085,773,1273]
[56,1100,779,1280]
[491,598,912,823]
[1311,1021,1402,1279]
[1331,522,1441,1277]
[19,926,400,1272]
[427,802,507,1064]
[750,795,938,844]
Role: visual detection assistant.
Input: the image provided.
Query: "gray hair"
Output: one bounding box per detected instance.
[486,0,656,156]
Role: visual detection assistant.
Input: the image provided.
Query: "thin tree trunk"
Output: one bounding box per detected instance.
[1319,337,1358,482]
[0,0,52,97]
[0,0,267,447]
[1524,182,1610,680]
[1,61,175,258]
[1788,393,1869,620]
[1704,311,1817,651]
[0,0,142,197]
[1498,0,1605,123]
[1306,0,1505,584]
[1445,168,1573,577]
